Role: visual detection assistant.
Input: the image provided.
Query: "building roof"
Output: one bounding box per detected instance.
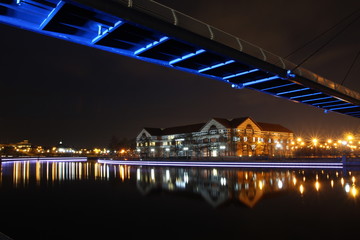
[144,123,205,136]
[144,128,163,136]
[256,122,293,133]
[229,117,250,128]
[162,123,205,135]
[142,117,292,136]
[213,117,249,128]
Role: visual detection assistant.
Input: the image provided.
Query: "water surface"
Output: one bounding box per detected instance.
[0,160,359,239]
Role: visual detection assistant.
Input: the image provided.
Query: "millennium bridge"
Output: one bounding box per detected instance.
[1,0,360,117]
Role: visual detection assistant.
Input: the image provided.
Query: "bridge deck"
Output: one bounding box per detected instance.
[1,0,360,118]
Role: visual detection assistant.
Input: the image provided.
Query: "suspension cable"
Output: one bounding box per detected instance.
[284,8,360,60]
[292,13,360,71]
[341,50,360,85]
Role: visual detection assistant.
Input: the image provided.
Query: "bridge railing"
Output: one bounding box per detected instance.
[113,0,360,102]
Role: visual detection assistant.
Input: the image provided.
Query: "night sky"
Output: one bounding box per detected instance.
[0,0,360,148]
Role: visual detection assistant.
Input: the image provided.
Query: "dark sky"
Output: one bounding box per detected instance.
[0,0,360,148]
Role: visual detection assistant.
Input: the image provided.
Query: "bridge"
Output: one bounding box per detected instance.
[1,0,360,118]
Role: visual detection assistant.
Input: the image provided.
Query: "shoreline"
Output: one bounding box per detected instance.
[2,156,360,167]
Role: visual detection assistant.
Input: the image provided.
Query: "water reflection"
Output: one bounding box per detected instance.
[1,160,360,207]
[1,160,92,187]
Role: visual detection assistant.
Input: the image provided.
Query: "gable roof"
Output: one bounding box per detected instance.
[141,117,292,136]
[212,118,232,128]
[256,122,293,133]
[162,123,205,135]
[212,117,249,128]
[144,123,205,136]
[229,117,250,128]
[144,127,163,136]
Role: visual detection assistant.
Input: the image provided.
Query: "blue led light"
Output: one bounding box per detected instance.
[345,111,360,115]
[223,69,259,80]
[301,96,332,103]
[92,20,124,43]
[169,49,206,65]
[243,76,279,87]
[312,100,342,106]
[322,103,351,108]
[198,60,235,73]
[290,92,323,100]
[329,105,358,111]
[134,36,169,55]
[261,83,296,91]
[39,0,65,30]
[276,87,310,96]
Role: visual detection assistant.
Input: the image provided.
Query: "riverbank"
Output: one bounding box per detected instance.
[2,155,360,167]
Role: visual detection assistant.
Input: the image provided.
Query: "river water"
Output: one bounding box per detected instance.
[0,159,359,239]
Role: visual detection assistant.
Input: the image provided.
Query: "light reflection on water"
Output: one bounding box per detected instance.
[1,160,359,207]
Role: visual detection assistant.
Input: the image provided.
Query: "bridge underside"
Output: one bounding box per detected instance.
[1,0,360,118]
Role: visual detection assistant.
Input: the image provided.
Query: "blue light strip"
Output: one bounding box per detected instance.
[261,82,296,91]
[134,36,169,55]
[290,92,322,100]
[330,105,358,111]
[39,0,65,30]
[345,111,360,115]
[322,103,351,108]
[198,60,235,73]
[97,160,343,169]
[301,96,332,103]
[92,20,124,44]
[169,49,206,65]
[243,76,279,87]
[312,100,342,106]
[276,87,309,96]
[223,69,259,80]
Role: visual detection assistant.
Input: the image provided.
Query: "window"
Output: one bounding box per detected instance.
[245,124,253,134]
[209,125,218,134]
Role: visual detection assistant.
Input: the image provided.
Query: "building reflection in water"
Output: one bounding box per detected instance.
[1,160,359,206]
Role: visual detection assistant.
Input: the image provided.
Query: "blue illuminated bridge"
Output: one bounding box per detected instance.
[1,0,360,118]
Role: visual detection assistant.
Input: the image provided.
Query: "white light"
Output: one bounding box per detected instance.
[137,169,141,181]
[150,148,155,152]
[277,180,283,189]
[151,169,155,181]
[166,170,170,181]
[183,147,189,151]
[345,184,350,193]
[220,177,227,186]
[184,172,189,183]
[220,146,226,150]
[165,148,170,152]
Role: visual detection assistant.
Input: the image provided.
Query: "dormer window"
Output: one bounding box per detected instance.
[209,125,218,134]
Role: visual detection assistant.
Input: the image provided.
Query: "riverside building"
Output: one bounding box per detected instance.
[136,117,294,158]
